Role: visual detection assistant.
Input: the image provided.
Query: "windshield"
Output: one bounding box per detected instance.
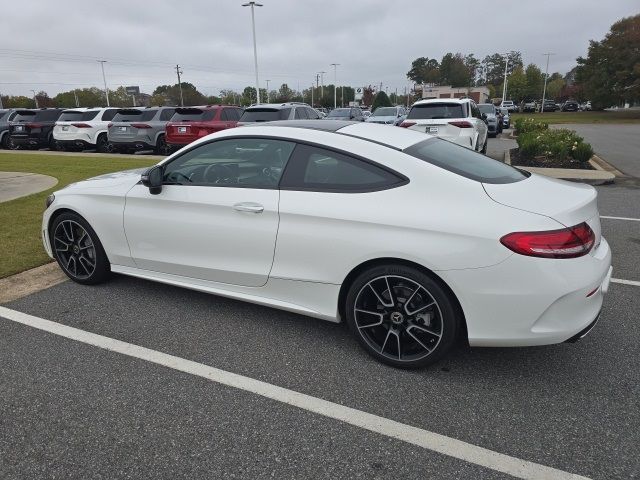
[239,108,291,122]
[407,103,464,120]
[327,108,351,118]
[57,111,100,122]
[404,137,527,184]
[372,107,397,117]
[171,108,217,122]
[112,109,157,122]
[478,104,495,114]
[13,111,36,122]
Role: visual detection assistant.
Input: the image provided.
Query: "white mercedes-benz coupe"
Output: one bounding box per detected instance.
[42,120,612,368]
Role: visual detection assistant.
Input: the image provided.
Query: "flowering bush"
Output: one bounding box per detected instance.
[516,125,594,163]
[514,117,548,135]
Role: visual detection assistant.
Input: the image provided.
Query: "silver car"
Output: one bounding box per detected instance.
[0,108,19,149]
[365,106,406,125]
[237,103,320,126]
[107,106,175,155]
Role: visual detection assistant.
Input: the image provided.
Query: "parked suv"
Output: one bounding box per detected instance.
[500,100,517,112]
[522,100,537,113]
[478,103,501,137]
[325,107,365,121]
[108,106,175,154]
[365,106,406,125]
[539,99,558,112]
[165,105,243,150]
[561,100,580,112]
[0,109,19,149]
[9,108,64,150]
[237,102,320,126]
[401,98,489,153]
[53,107,119,152]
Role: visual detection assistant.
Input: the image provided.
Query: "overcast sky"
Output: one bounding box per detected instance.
[1,0,638,98]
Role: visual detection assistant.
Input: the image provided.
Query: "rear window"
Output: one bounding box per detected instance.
[34,110,63,122]
[239,108,291,122]
[0,110,10,121]
[112,109,158,122]
[171,108,216,122]
[404,138,527,184]
[478,104,495,114]
[58,111,100,122]
[159,108,176,121]
[372,107,397,117]
[407,103,465,120]
[101,109,118,121]
[13,111,36,122]
[327,108,351,118]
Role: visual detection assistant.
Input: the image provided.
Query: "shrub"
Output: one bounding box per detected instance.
[514,117,548,135]
[517,132,541,158]
[571,142,594,162]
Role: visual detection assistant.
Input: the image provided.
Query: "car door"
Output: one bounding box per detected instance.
[469,101,487,149]
[123,137,296,287]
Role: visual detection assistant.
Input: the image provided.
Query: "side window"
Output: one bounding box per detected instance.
[160,108,175,121]
[306,107,319,119]
[162,138,296,188]
[101,109,118,121]
[221,109,230,121]
[281,144,406,192]
[294,107,308,119]
[234,108,244,120]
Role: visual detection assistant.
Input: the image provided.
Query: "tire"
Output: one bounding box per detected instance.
[0,134,10,150]
[481,136,488,154]
[154,135,170,156]
[50,212,111,285]
[96,133,111,153]
[344,264,460,369]
[7,137,20,150]
[48,136,58,151]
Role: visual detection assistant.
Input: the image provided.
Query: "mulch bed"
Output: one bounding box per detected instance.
[510,149,594,170]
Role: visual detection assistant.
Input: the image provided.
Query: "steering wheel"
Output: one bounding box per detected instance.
[168,171,192,184]
[203,163,236,184]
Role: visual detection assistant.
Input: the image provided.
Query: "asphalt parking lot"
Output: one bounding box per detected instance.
[1,141,639,479]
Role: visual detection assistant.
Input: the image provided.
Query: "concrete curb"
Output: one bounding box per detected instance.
[589,154,626,178]
[0,262,67,304]
[505,149,615,185]
[0,149,165,161]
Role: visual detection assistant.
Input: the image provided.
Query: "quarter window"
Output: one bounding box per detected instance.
[159,108,176,121]
[281,144,406,192]
[101,109,118,121]
[162,138,296,188]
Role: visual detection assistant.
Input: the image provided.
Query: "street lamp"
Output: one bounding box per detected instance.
[318,71,326,102]
[30,90,38,108]
[330,63,340,109]
[266,79,270,103]
[540,53,555,113]
[501,53,509,105]
[242,2,263,104]
[98,60,110,107]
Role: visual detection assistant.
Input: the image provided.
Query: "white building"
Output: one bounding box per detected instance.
[419,85,490,104]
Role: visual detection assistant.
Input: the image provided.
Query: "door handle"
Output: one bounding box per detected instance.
[233,202,264,213]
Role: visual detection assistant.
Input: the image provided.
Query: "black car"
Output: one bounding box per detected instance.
[562,100,580,112]
[539,100,557,112]
[9,108,64,150]
[0,108,19,149]
[325,107,365,121]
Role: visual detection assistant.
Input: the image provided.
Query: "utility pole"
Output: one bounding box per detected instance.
[540,52,555,113]
[98,60,109,107]
[311,83,314,107]
[330,63,340,109]
[318,71,326,101]
[0,93,3,109]
[265,79,270,103]
[31,90,38,108]
[341,86,343,107]
[73,89,79,107]
[501,54,509,105]
[242,2,263,104]
[175,65,184,107]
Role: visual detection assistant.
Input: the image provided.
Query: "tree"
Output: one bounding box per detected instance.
[152,82,205,106]
[220,89,240,105]
[575,14,640,109]
[372,91,392,110]
[407,57,440,84]
[275,83,294,103]
[481,51,523,87]
[524,64,544,100]
[439,53,470,87]
[53,87,106,108]
[506,67,527,103]
[545,77,566,101]
[362,85,376,107]
[0,95,33,108]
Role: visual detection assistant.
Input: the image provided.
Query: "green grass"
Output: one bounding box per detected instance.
[511,110,640,125]
[0,152,156,278]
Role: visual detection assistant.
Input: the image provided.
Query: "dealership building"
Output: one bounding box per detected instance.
[419,85,490,104]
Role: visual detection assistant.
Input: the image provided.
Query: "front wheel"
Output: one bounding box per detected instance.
[345,265,459,368]
[481,136,488,154]
[154,135,171,156]
[51,212,111,285]
[96,133,112,153]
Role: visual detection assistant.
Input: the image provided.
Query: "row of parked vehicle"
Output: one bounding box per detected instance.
[0,97,500,156]
[503,99,590,113]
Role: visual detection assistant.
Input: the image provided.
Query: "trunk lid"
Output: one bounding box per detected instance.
[483,173,601,246]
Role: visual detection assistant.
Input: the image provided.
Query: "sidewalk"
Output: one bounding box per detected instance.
[0,172,58,202]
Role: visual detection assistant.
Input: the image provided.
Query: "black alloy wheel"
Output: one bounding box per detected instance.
[51,212,110,285]
[345,265,459,368]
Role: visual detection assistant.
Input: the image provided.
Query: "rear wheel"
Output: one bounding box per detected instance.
[48,136,58,151]
[7,137,19,150]
[51,212,111,285]
[96,133,111,153]
[481,136,488,154]
[154,135,171,155]
[345,265,459,368]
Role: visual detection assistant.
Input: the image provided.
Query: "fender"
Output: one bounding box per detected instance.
[153,129,165,146]
[92,129,108,145]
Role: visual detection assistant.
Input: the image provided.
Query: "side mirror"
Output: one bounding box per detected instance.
[141,165,163,195]
[481,113,487,120]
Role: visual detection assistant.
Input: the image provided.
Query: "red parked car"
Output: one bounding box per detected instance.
[165,105,244,149]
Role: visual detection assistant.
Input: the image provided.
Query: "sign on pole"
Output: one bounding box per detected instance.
[125,86,140,95]
[355,87,364,101]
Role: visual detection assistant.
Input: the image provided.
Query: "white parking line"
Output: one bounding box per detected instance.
[601,215,640,222]
[611,278,640,287]
[0,305,588,480]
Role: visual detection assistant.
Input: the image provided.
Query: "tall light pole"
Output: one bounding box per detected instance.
[540,53,555,113]
[501,54,509,105]
[242,2,263,104]
[98,60,109,107]
[30,90,38,108]
[265,79,270,103]
[330,63,340,109]
[176,65,184,107]
[318,71,326,102]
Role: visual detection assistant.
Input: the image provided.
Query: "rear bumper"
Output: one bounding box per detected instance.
[440,237,612,347]
[10,135,46,147]
[166,135,199,146]
[55,139,94,149]
[110,140,154,151]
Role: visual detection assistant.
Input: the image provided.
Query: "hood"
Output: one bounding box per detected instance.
[64,167,147,191]
[366,115,397,122]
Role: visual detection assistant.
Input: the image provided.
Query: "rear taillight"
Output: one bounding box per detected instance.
[26,123,43,128]
[448,121,473,128]
[131,123,151,129]
[500,222,595,259]
[71,123,92,128]
[399,121,416,128]
[107,123,113,128]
